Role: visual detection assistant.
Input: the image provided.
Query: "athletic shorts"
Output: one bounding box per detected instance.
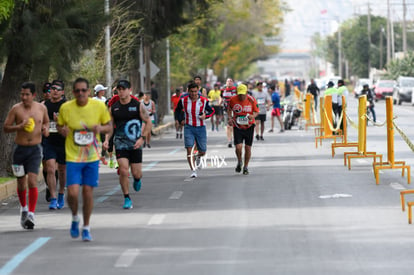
[12,144,42,177]
[66,161,99,187]
[42,139,66,164]
[271,108,281,117]
[184,124,207,152]
[116,149,142,163]
[233,125,255,146]
[174,111,185,123]
[213,106,223,116]
[256,114,267,121]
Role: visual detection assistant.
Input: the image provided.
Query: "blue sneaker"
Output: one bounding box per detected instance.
[70,220,80,238]
[82,229,92,242]
[123,197,133,209]
[133,178,142,192]
[49,198,57,210]
[57,193,64,209]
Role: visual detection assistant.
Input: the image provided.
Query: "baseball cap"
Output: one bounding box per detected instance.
[237,84,248,95]
[94,84,107,93]
[51,80,64,90]
[116,80,131,89]
[43,82,52,93]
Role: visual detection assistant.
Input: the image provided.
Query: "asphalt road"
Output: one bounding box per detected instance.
[1,96,414,275]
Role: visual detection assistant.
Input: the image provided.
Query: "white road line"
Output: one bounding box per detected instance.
[148,214,165,225]
[169,191,183,200]
[114,249,140,268]
[390,182,406,190]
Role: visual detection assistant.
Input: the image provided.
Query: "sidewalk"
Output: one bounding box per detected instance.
[0,115,174,202]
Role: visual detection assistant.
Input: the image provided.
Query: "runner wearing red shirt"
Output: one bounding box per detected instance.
[171,87,183,139]
[228,84,259,175]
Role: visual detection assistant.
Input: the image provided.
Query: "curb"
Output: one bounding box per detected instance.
[0,122,174,202]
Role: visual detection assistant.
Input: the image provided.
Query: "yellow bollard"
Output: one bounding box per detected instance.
[315,95,341,148]
[304,93,311,121]
[343,95,382,169]
[331,95,358,157]
[373,96,410,184]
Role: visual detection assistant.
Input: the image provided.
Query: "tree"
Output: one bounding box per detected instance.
[0,0,107,176]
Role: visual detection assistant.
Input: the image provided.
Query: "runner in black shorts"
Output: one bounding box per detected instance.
[228,84,259,175]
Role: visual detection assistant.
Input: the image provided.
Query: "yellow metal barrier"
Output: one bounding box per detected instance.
[315,95,342,148]
[304,93,311,121]
[373,96,410,185]
[343,95,382,169]
[331,95,359,157]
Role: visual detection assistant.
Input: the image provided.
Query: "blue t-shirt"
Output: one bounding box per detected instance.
[271,92,281,109]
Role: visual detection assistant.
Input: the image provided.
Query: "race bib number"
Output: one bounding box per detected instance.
[74,130,94,146]
[257,98,265,105]
[124,119,142,141]
[236,116,249,125]
[12,164,25,177]
[49,121,58,133]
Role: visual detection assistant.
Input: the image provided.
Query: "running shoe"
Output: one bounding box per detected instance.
[147,144,151,148]
[190,170,197,178]
[24,213,35,230]
[45,186,51,202]
[176,133,179,139]
[57,193,65,209]
[49,198,57,210]
[114,161,119,169]
[70,220,80,238]
[20,211,28,229]
[123,197,133,209]
[235,162,242,173]
[243,167,249,175]
[255,134,260,141]
[179,133,183,139]
[260,136,264,141]
[109,159,114,168]
[228,142,232,148]
[82,229,92,242]
[280,129,284,133]
[133,178,142,192]
[268,129,274,133]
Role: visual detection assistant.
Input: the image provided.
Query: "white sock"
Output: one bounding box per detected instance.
[83,225,90,231]
[72,215,80,222]
[21,206,28,212]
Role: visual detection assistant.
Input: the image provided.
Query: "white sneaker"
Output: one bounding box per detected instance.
[190,170,197,178]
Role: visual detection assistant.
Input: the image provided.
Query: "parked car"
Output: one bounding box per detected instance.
[373,80,395,101]
[392,76,414,105]
[354,78,373,97]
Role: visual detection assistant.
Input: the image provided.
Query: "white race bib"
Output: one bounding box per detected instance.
[236,116,249,125]
[12,164,25,177]
[49,121,58,133]
[257,98,265,105]
[74,130,94,146]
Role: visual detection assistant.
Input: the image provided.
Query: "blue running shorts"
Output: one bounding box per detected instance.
[184,125,207,152]
[66,161,99,187]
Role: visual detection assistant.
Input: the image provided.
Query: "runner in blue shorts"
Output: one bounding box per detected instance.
[57,78,112,242]
[174,81,214,178]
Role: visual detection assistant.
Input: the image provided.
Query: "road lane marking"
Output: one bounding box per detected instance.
[169,191,183,200]
[168,148,181,155]
[319,194,353,199]
[390,182,406,190]
[148,214,165,225]
[114,248,140,268]
[143,161,159,171]
[0,237,51,275]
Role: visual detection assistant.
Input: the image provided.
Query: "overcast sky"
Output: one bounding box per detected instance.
[280,0,414,51]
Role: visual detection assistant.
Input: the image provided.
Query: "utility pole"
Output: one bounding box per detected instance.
[104,0,112,97]
[386,0,391,64]
[367,2,371,77]
[166,39,171,112]
[338,25,342,77]
[380,26,384,69]
[402,0,407,55]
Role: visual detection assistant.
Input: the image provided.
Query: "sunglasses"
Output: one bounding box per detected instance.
[51,86,63,91]
[74,88,88,93]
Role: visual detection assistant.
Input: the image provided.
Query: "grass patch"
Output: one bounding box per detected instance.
[0,177,15,184]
